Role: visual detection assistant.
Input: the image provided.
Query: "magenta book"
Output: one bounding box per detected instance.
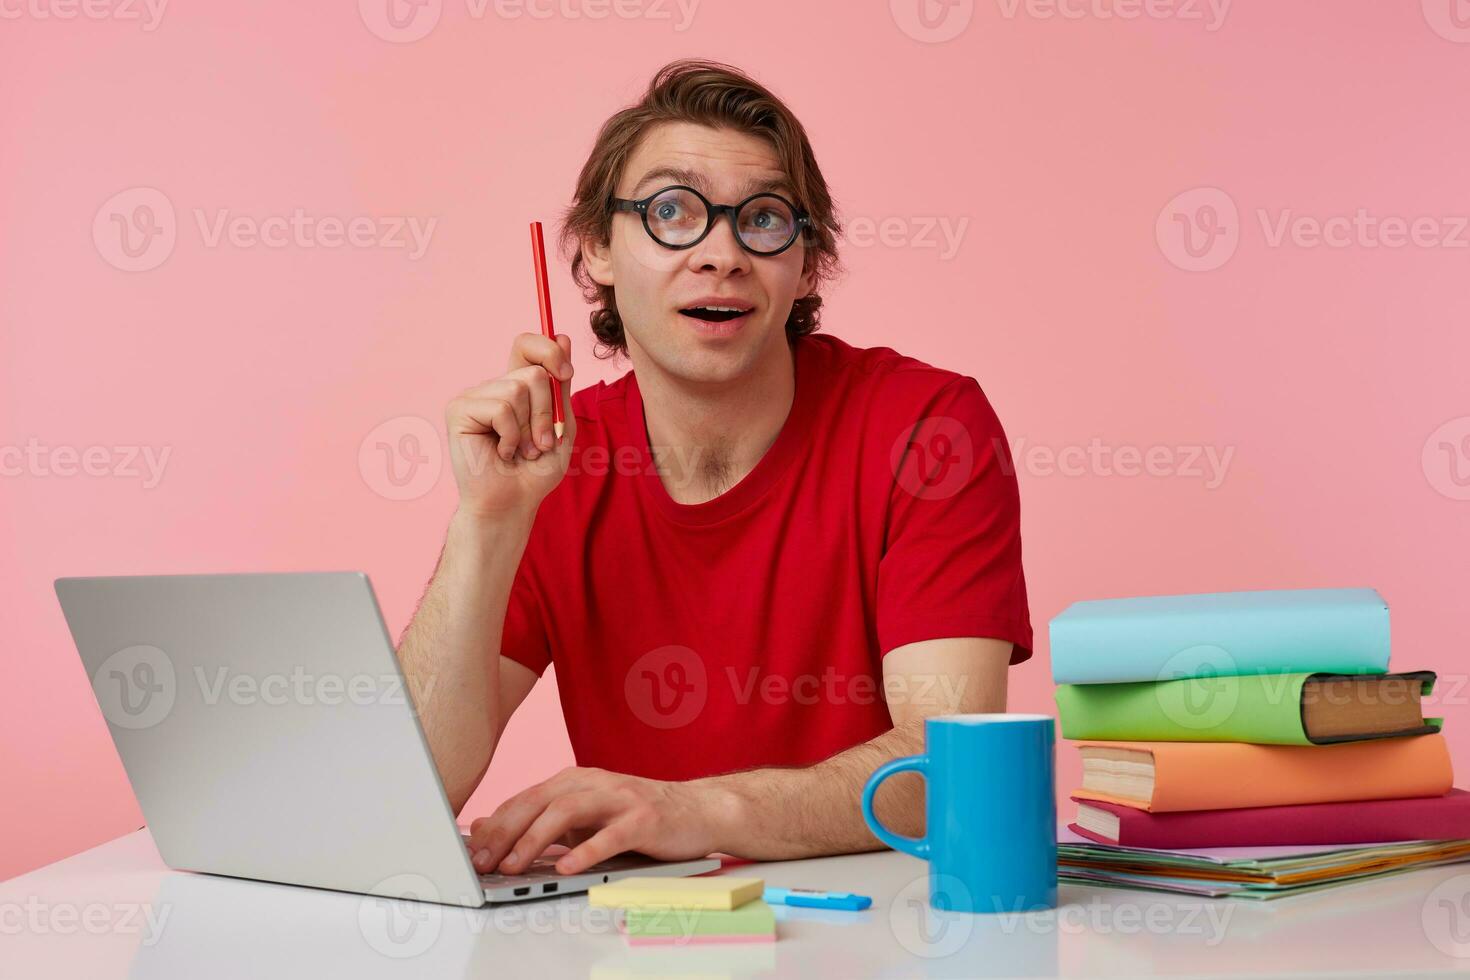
[1069,790,1470,848]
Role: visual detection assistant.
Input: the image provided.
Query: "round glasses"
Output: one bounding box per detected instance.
[610,185,811,256]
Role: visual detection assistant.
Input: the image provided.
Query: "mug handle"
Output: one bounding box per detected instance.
[861,754,930,859]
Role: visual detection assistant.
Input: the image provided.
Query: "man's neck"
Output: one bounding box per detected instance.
[636,340,796,506]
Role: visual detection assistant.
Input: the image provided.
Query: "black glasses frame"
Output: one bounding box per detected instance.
[610,184,811,256]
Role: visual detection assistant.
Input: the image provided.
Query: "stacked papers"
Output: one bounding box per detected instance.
[1057,827,1470,899]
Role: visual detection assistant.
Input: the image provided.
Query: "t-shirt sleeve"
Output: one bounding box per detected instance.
[500,555,552,676]
[876,376,1033,664]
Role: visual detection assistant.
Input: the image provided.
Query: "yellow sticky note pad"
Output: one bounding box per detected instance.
[588,876,764,910]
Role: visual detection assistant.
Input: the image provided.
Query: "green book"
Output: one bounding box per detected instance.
[623,900,775,938]
[1055,671,1440,745]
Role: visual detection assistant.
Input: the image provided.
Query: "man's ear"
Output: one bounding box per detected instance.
[583,235,614,287]
[797,254,817,299]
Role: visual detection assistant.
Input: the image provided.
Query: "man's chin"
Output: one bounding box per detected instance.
[636,321,775,386]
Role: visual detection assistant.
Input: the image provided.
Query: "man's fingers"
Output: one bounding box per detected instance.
[499,792,613,875]
[508,331,574,383]
[450,385,530,462]
[508,364,557,454]
[556,821,635,875]
[466,768,599,871]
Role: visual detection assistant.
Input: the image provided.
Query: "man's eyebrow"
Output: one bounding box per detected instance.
[628,166,796,201]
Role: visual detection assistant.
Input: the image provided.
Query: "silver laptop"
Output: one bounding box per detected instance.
[54,572,718,908]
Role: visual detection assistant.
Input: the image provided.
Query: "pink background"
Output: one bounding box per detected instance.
[5,1,1470,881]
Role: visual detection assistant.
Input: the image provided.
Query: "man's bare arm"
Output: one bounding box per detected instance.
[698,637,1009,859]
[397,512,540,813]
[396,331,577,814]
[466,637,1011,874]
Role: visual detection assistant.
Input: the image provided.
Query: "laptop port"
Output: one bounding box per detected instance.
[513,887,530,897]
[542,883,557,894]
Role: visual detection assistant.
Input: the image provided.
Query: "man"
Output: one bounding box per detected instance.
[396,60,1032,879]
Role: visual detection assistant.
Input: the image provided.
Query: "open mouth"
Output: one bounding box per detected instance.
[679,305,753,324]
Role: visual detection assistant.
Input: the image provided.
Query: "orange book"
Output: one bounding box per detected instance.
[1073,733,1452,812]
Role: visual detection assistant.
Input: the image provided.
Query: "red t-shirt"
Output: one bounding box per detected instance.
[500,333,1032,781]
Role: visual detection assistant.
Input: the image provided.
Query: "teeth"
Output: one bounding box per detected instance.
[694,306,747,312]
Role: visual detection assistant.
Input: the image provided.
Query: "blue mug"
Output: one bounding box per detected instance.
[862,714,1057,913]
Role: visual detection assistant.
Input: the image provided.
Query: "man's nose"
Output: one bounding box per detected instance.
[684,214,750,276]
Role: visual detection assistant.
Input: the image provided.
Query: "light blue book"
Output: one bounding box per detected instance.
[1049,588,1390,685]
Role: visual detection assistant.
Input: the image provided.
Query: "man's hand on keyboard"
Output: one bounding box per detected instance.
[463,767,744,876]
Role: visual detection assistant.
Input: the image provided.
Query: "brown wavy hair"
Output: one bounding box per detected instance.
[558,59,842,359]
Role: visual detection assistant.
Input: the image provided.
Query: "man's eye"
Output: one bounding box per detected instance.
[751,210,787,230]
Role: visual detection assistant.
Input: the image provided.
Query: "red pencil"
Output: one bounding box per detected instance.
[529,221,564,440]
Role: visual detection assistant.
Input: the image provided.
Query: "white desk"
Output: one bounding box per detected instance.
[6,829,1470,978]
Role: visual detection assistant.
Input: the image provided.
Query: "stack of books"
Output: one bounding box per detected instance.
[1050,587,1470,895]
[589,876,776,946]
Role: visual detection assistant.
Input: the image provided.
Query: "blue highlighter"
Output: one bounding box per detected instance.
[764,887,872,911]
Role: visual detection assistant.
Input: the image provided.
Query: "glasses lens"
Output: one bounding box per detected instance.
[737,196,798,253]
[645,188,708,247]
